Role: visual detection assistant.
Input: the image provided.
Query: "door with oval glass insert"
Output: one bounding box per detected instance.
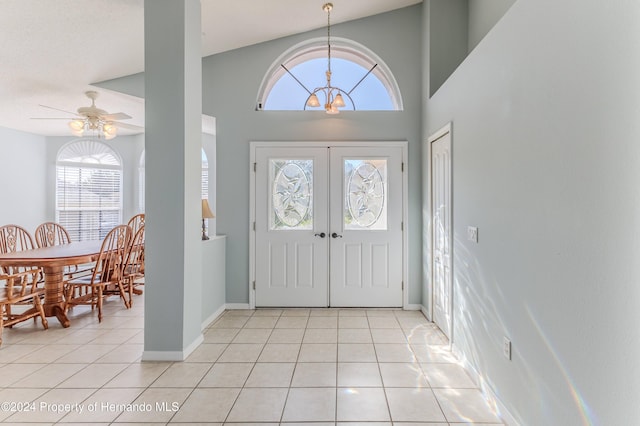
[254,145,403,307]
[329,146,403,307]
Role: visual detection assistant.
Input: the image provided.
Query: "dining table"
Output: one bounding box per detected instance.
[0,240,102,327]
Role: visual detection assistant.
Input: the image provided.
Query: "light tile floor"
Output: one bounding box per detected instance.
[0,296,505,424]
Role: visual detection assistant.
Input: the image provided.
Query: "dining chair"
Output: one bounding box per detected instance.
[125,214,145,295]
[0,224,40,282]
[127,213,145,236]
[64,224,132,322]
[34,222,91,281]
[0,270,48,345]
[34,222,71,247]
[0,224,37,257]
[0,224,48,345]
[122,224,145,306]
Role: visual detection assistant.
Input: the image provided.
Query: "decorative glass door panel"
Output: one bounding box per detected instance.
[270,159,313,230]
[344,159,387,231]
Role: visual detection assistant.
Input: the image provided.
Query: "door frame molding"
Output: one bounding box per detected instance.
[249,140,408,309]
[427,123,453,341]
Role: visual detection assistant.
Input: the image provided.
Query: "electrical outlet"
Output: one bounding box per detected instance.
[503,337,512,360]
[467,226,478,243]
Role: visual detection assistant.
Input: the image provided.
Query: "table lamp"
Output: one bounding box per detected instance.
[201,199,215,240]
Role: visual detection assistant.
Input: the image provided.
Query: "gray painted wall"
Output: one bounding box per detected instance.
[202,236,226,325]
[468,0,515,50]
[429,0,469,97]
[424,0,640,423]
[203,6,423,304]
[0,127,47,232]
[96,6,423,306]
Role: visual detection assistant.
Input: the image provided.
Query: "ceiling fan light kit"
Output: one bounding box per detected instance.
[34,90,139,140]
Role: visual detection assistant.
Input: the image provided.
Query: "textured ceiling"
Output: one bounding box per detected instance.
[0,0,421,137]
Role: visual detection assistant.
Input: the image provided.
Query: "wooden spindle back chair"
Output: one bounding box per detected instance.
[34,222,71,248]
[127,213,145,236]
[64,225,132,322]
[122,224,145,305]
[0,225,48,345]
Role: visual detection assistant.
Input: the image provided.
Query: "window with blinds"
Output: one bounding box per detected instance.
[56,139,123,241]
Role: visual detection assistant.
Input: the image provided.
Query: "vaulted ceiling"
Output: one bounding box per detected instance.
[0,0,421,137]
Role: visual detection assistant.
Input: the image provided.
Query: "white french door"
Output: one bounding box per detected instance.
[254,147,329,307]
[430,126,452,339]
[253,143,405,308]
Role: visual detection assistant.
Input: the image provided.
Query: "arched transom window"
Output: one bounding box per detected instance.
[257,37,402,112]
[56,139,123,241]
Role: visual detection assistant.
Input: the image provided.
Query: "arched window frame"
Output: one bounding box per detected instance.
[256,37,403,111]
[55,138,123,241]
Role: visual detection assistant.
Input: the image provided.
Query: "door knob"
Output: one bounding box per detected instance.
[314,232,326,238]
[331,232,343,238]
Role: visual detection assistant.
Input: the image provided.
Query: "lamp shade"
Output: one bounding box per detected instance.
[103,123,117,140]
[68,120,85,137]
[306,93,321,107]
[333,93,345,107]
[202,199,215,219]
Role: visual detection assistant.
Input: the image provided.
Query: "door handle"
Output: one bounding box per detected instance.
[314,232,326,238]
[331,232,343,238]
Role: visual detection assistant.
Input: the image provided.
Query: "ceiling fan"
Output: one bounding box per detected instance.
[32,90,143,140]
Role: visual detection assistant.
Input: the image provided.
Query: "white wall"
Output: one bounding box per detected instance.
[424,0,640,423]
[0,127,47,232]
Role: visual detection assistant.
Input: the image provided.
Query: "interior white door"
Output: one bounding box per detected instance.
[255,147,329,307]
[329,147,404,307]
[431,130,452,338]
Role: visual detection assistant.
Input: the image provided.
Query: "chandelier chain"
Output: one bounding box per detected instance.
[327,3,331,75]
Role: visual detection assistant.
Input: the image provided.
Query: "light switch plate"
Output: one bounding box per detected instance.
[503,336,512,360]
[467,226,478,243]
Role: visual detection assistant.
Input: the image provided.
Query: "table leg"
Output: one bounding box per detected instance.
[42,266,70,328]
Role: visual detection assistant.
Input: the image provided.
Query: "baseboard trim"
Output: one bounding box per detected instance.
[404,303,422,311]
[452,343,521,426]
[421,304,432,321]
[141,334,204,362]
[225,303,251,310]
[201,305,226,330]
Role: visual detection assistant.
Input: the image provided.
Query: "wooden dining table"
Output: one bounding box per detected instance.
[0,240,102,327]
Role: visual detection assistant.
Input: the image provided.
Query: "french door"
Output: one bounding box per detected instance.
[253,143,405,307]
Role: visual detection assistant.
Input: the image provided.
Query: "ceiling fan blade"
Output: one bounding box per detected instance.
[103,112,131,121]
[114,122,144,131]
[31,117,76,120]
[38,104,80,117]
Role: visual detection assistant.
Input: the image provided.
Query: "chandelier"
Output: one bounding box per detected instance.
[280,3,378,114]
[68,117,117,140]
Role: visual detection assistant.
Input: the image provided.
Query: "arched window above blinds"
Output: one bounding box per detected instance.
[56,139,123,241]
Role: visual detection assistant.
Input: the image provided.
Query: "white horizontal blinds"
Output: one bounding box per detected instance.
[56,139,123,242]
[202,153,209,199]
